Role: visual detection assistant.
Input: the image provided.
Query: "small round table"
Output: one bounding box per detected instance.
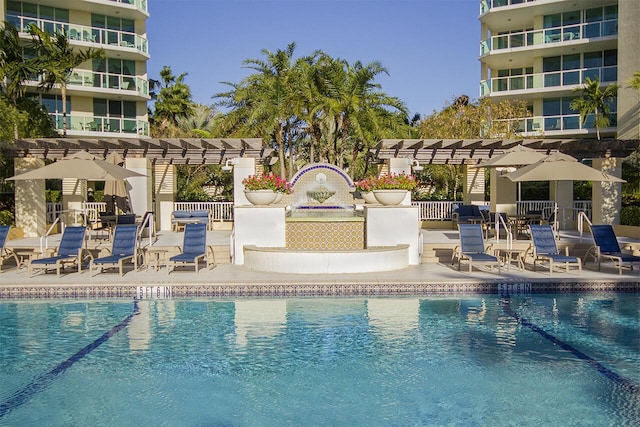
[494,248,527,271]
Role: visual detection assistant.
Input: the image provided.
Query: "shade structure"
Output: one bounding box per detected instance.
[7,151,144,181]
[104,152,132,213]
[502,153,625,184]
[502,152,625,230]
[480,145,548,168]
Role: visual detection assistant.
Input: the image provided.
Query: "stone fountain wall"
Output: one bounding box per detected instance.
[284,163,356,207]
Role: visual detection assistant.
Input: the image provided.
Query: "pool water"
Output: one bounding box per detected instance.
[1,294,640,426]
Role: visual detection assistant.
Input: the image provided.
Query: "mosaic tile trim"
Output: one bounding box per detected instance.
[1,281,639,299]
[286,222,364,250]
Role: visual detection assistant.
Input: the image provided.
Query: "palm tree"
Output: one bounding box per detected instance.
[0,22,39,139]
[322,58,408,177]
[28,24,103,137]
[628,71,640,90]
[153,66,195,129]
[570,76,619,140]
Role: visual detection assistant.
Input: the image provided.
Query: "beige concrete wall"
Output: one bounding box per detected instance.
[463,166,485,205]
[617,0,640,140]
[154,164,176,231]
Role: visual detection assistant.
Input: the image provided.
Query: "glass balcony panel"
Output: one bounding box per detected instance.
[544,73,561,87]
[602,67,617,82]
[526,75,535,89]
[544,29,561,44]
[108,75,119,89]
[563,26,580,41]
[584,23,600,38]
[562,71,580,85]
[495,35,508,50]
[582,69,600,82]
[544,117,561,131]
[563,116,580,130]
[108,119,121,133]
[495,79,508,92]
[510,76,524,90]
[583,115,595,129]
[123,120,137,133]
[510,33,524,48]
[603,21,617,36]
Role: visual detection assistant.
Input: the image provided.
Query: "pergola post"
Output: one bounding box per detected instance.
[592,157,622,225]
[154,163,176,231]
[462,165,485,205]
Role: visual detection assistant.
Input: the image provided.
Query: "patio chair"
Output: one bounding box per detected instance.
[89,225,139,276]
[452,224,501,273]
[28,226,87,277]
[529,224,581,275]
[584,224,640,274]
[167,223,210,274]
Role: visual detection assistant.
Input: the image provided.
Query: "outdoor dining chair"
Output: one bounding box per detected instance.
[529,224,581,275]
[89,225,139,276]
[584,224,640,274]
[28,226,87,277]
[452,224,501,273]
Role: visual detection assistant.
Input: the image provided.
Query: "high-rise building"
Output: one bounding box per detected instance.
[479,0,640,140]
[2,0,150,137]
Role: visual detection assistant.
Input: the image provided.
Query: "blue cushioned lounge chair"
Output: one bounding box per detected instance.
[29,226,86,277]
[585,224,640,274]
[0,225,17,272]
[89,225,138,276]
[453,224,501,273]
[529,224,581,274]
[167,223,209,273]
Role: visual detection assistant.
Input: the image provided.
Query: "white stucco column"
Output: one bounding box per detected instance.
[592,157,622,225]
[551,181,573,229]
[125,158,152,216]
[489,169,517,215]
[14,158,46,237]
[154,163,175,231]
[232,158,257,206]
[463,165,485,205]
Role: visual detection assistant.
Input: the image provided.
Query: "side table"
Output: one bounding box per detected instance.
[145,247,169,272]
[494,248,527,271]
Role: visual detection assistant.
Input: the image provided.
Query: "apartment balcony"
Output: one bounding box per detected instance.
[9,15,149,60]
[103,0,149,15]
[480,0,537,15]
[66,70,150,100]
[498,114,617,138]
[50,113,150,138]
[480,65,617,98]
[480,19,618,57]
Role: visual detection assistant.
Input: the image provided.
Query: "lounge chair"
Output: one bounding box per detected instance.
[0,225,17,272]
[529,224,581,274]
[28,226,87,277]
[167,223,210,273]
[89,225,138,276]
[584,224,640,274]
[453,224,501,273]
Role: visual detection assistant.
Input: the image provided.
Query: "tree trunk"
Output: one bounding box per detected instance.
[61,83,68,137]
[276,123,286,179]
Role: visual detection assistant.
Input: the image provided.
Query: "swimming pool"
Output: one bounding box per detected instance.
[1,294,639,426]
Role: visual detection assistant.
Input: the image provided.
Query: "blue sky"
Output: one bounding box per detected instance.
[147,0,480,118]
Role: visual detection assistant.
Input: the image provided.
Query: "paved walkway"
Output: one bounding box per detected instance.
[2,228,640,298]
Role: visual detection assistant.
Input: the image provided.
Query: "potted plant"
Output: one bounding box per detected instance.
[370,173,418,205]
[242,174,292,205]
[354,176,379,204]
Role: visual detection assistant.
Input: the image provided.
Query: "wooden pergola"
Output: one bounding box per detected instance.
[3,137,639,165]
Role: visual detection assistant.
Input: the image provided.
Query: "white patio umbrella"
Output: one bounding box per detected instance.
[481,145,551,206]
[502,152,625,230]
[7,151,144,181]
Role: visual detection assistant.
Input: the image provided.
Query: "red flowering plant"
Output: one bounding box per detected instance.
[355,173,417,191]
[242,174,293,194]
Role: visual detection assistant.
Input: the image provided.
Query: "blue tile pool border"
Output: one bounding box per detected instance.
[1,281,639,299]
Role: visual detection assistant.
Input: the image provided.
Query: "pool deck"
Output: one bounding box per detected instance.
[2,228,640,298]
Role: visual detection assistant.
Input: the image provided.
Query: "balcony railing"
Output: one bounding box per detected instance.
[480,66,617,96]
[510,113,617,135]
[49,113,150,137]
[480,19,618,56]
[480,0,536,15]
[106,0,148,14]
[8,15,149,56]
[68,69,149,97]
